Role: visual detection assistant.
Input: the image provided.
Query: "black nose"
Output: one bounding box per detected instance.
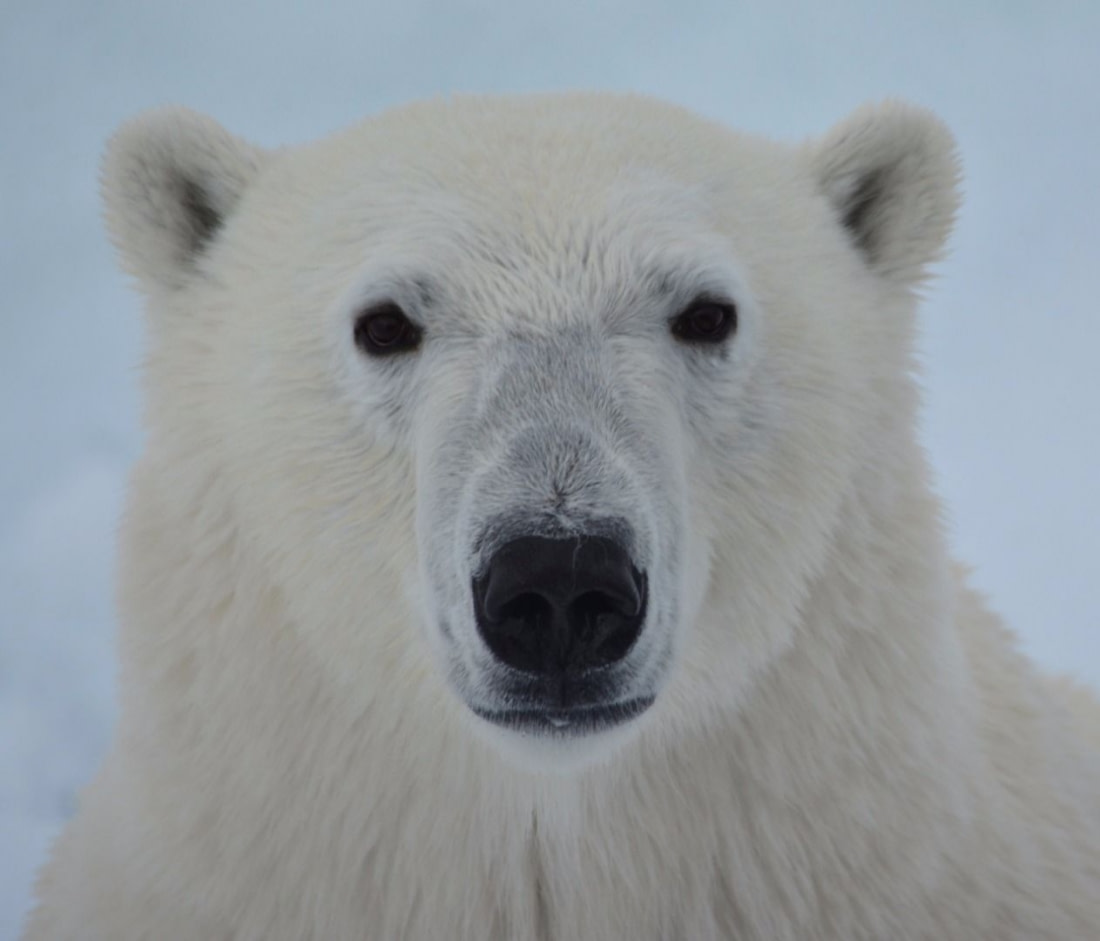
[473,535,647,676]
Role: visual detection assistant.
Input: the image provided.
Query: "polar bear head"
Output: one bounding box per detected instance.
[104,94,958,768]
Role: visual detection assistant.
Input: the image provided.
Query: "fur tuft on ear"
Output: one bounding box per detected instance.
[809,101,961,286]
[101,107,265,292]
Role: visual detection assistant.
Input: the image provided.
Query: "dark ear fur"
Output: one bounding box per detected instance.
[101,107,265,292]
[809,101,961,286]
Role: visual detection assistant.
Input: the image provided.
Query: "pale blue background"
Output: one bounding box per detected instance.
[2,1,1098,936]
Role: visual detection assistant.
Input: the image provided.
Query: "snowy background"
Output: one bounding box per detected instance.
[2,0,1099,935]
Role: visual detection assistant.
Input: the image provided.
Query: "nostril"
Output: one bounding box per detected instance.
[489,594,551,674]
[569,580,646,668]
[495,592,552,629]
[571,591,624,640]
[573,571,643,619]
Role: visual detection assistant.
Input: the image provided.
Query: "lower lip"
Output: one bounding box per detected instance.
[472,696,656,735]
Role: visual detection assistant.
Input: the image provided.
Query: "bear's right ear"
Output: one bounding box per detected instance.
[102,107,266,293]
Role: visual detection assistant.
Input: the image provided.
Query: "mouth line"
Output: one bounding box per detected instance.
[470,695,656,736]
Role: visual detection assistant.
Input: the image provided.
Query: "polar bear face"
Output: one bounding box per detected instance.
[104,95,957,768]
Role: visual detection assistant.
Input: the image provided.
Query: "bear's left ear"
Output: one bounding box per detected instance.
[807,101,961,287]
[101,107,267,293]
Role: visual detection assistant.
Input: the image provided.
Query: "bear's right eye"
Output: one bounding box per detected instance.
[353,303,422,357]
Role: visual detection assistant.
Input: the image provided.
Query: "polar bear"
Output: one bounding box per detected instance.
[26,94,1100,940]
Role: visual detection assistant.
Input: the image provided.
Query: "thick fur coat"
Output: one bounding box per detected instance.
[26,94,1100,940]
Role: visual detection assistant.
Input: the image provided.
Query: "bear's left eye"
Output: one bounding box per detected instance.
[353,302,422,357]
[670,297,738,345]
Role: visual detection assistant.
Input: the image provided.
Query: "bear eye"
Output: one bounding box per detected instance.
[670,298,737,345]
[353,302,422,357]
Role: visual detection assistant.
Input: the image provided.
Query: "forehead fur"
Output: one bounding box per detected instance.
[244,95,822,325]
[307,93,783,201]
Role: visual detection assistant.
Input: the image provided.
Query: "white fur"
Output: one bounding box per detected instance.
[26,93,1100,940]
